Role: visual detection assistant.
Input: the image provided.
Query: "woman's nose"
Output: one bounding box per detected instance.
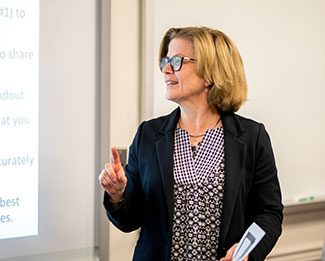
[162,62,173,74]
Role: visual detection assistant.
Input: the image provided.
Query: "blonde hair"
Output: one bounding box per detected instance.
[159,27,247,112]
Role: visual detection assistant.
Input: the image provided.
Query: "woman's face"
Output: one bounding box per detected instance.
[162,38,207,106]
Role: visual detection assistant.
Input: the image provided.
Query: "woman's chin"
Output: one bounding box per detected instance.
[165,93,177,102]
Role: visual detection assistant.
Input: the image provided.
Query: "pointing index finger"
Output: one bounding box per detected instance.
[111,147,121,166]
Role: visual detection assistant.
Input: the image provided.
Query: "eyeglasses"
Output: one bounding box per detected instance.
[160,55,197,72]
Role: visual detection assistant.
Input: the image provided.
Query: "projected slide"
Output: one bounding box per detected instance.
[0,0,39,240]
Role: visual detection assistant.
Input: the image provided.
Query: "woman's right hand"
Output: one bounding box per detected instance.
[98,147,127,202]
[220,243,248,261]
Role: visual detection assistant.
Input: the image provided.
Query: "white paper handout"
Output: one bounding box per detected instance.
[232,222,266,261]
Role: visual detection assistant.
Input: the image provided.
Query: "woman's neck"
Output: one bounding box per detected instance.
[178,104,221,136]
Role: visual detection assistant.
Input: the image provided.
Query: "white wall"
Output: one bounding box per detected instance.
[108,0,140,260]
[0,0,97,259]
[38,0,97,252]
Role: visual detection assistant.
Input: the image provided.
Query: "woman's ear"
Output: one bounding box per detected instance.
[205,81,214,90]
[204,80,211,87]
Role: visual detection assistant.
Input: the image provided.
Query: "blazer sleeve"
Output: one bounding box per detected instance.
[247,124,283,260]
[103,122,146,232]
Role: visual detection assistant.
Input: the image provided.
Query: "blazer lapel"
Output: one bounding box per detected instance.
[155,108,180,228]
[218,111,247,247]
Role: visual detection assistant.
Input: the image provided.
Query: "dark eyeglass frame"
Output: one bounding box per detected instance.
[160,55,197,72]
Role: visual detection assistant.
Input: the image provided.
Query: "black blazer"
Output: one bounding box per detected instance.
[104,108,283,261]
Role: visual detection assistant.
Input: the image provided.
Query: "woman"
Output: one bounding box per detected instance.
[99,26,283,260]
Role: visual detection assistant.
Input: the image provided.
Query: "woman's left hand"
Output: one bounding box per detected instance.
[219,243,248,261]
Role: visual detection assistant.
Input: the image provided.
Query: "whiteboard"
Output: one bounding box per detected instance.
[145,0,325,205]
[0,0,96,258]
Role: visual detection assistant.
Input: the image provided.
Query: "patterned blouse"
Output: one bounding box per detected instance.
[171,126,225,261]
